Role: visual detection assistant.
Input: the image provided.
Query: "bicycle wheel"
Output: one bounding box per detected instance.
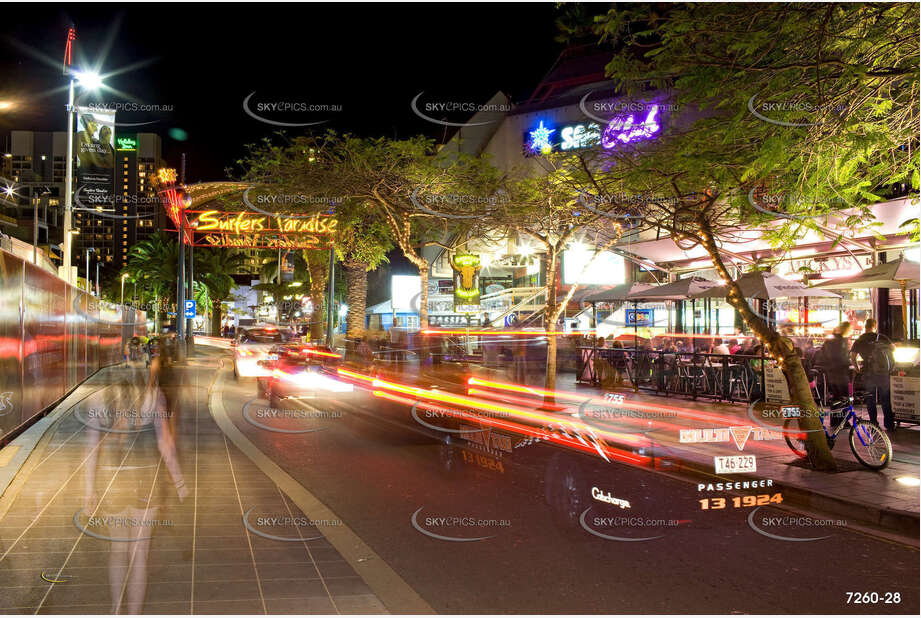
[848,420,892,470]
[783,418,808,458]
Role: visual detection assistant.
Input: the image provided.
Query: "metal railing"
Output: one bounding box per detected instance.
[577,347,773,403]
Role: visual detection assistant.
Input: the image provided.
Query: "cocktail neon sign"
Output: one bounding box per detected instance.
[601,105,660,147]
[525,104,661,154]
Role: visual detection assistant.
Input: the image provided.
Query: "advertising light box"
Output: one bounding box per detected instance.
[562,250,626,286]
[392,275,422,312]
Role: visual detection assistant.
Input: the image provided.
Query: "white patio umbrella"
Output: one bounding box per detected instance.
[583,282,657,302]
[626,276,722,301]
[627,276,722,335]
[690,271,841,300]
[812,255,920,334]
[690,271,840,335]
[584,283,656,343]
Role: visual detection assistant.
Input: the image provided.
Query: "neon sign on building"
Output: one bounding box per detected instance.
[451,253,482,313]
[525,104,661,155]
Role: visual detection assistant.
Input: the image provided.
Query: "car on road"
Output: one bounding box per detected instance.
[257,344,350,407]
[232,326,291,379]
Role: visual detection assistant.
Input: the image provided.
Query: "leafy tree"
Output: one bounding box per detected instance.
[578,2,919,469]
[237,132,502,330]
[334,201,392,338]
[124,232,179,331]
[492,156,631,398]
[304,248,331,341]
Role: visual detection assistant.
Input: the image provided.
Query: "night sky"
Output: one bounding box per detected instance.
[1,3,565,182]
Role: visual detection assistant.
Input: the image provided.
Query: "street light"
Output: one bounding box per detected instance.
[34,190,51,266]
[84,247,95,293]
[63,68,104,287]
[73,70,103,90]
[121,273,129,306]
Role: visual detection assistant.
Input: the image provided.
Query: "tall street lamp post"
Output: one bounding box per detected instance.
[84,247,94,293]
[63,78,75,284]
[63,69,103,286]
[121,273,129,306]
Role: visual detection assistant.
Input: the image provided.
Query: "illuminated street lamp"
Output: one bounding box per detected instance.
[63,68,104,287]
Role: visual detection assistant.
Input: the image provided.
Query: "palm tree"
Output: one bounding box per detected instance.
[304,248,330,341]
[124,232,179,331]
[192,280,212,329]
[194,249,245,336]
[255,250,310,324]
[335,204,392,338]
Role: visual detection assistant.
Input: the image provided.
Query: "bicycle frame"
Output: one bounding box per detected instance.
[824,403,880,448]
[825,406,856,439]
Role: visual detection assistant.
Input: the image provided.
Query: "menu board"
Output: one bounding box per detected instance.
[764,365,791,403]
[890,376,919,423]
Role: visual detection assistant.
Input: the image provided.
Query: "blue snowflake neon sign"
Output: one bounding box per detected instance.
[528,121,555,154]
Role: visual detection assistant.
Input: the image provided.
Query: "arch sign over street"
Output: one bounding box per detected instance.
[159,180,338,249]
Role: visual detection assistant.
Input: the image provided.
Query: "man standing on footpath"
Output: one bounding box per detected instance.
[850,318,895,431]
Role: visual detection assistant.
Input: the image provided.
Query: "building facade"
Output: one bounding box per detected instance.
[1,130,167,279]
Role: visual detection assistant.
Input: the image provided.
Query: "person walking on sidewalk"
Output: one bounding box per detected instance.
[850,318,896,431]
[821,321,853,400]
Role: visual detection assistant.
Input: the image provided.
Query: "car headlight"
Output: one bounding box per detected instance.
[893,346,920,364]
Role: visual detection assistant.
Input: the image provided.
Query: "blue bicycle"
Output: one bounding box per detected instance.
[783,396,892,470]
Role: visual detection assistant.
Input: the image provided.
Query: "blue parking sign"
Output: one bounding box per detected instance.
[184,300,196,319]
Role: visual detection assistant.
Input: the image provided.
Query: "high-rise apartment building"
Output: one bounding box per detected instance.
[1,131,167,275]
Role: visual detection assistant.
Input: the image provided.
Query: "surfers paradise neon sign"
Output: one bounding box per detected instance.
[525,104,661,155]
[180,210,339,249]
[190,210,338,235]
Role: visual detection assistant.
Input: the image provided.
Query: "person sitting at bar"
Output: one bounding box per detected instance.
[727,338,742,354]
[711,337,730,355]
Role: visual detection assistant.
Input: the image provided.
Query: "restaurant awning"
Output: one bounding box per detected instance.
[613,196,917,268]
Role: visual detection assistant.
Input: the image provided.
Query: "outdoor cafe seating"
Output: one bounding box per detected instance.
[583,343,766,403]
[577,271,846,403]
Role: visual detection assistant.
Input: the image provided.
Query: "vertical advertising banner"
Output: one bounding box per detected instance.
[75,106,116,207]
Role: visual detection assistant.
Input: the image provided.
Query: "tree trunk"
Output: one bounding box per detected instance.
[211,299,223,337]
[696,215,836,471]
[344,262,368,338]
[306,257,328,342]
[543,254,561,405]
[310,296,325,341]
[405,254,429,330]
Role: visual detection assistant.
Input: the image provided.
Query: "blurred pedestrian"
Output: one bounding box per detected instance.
[819,321,853,404]
[850,318,895,430]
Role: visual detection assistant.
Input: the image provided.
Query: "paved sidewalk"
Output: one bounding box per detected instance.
[0,349,387,614]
